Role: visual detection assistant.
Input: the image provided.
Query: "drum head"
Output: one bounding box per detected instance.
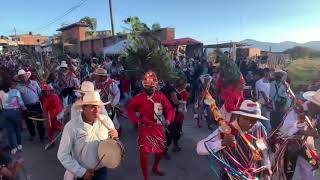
[98,139,124,169]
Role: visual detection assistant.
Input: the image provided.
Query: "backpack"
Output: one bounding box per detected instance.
[273,82,287,112]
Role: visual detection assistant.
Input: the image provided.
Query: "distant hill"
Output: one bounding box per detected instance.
[283,46,320,59]
[240,39,320,52]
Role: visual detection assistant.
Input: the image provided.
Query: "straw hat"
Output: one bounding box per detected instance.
[232,100,269,120]
[93,68,109,76]
[71,59,79,63]
[16,69,31,79]
[59,61,68,69]
[200,74,212,84]
[76,91,110,107]
[303,89,320,107]
[74,81,100,94]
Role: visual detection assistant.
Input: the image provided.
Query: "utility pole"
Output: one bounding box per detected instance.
[109,0,115,36]
[14,27,17,42]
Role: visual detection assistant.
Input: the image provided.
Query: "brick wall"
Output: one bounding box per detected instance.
[92,39,103,56]
[248,48,261,58]
[19,35,48,46]
[80,40,92,56]
[79,28,175,57]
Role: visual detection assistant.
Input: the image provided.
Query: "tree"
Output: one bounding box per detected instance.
[283,46,320,60]
[215,49,241,88]
[80,16,97,38]
[152,23,161,31]
[120,17,182,81]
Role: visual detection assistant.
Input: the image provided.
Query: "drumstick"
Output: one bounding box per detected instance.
[44,132,62,150]
[94,154,106,171]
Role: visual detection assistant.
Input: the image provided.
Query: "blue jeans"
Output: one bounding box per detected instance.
[205,105,218,130]
[122,92,131,105]
[77,167,108,180]
[3,109,22,149]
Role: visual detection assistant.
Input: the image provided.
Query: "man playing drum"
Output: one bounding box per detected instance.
[57,90,118,180]
[127,71,175,180]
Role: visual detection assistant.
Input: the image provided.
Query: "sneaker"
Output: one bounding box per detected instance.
[17,145,22,151]
[11,148,18,155]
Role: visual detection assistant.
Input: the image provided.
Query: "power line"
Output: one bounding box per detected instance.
[30,0,89,33]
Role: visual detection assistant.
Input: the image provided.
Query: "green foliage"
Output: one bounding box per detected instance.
[80,16,97,38]
[284,46,320,60]
[152,23,161,31]
[120,17,179,81]
[116,31,127,36]
[288,59,320,90]
[215,49,241,88]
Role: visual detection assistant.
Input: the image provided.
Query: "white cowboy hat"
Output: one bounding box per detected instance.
[200,74,213,84]
[17,69,31,79]
[303,89,320,107]
[74,81,101,94]
[93,67,109,76]
[232,100,269,120]
[59,61,68,69]
[76,91,110,107]
[70,59,79,63]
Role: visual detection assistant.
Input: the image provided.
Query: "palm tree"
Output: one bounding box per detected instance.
[120,17,183,81]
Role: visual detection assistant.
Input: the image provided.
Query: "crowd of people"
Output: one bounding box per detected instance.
[0,50,319,180]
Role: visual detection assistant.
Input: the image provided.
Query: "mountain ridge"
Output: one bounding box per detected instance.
[240,39,320,52]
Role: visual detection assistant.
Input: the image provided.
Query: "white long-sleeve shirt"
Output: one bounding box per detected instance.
[255,78,270,105]
[57,114,115,177]
[279,110,301,137]
[110,81,120,106]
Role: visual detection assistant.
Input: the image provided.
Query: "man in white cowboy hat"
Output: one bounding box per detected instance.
[69,59,80,79]
[55,61,80,107]
[273,89,320,179]
[93,68,120,122]
[194,74,214,129]
[196,100,271,179]
[57,90,118,180]
[16,69,45,142]
[58,81,101,127]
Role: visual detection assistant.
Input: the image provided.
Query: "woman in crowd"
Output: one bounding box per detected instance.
[0,74,26,155]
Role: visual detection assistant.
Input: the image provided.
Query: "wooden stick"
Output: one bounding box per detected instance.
[44,132,62,150]
[94,154,106,171]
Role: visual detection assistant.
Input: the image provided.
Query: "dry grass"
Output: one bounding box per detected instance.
[287,58,320,90]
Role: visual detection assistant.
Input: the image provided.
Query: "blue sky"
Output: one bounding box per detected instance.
[1,0,320,43]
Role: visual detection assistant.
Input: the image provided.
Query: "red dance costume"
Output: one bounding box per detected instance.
[176,87,189,127]
[41,84,63,142]
[127,71,175,180]
[216,73,245,113]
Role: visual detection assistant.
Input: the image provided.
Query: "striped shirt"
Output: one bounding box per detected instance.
[16,80,41,105]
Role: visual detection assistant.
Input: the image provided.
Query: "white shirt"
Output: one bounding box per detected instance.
[57,114,115,177]
[279,110,300,137]
[255,78,270,105]
[279,107,316,149]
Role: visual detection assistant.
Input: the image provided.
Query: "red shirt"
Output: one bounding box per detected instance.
[41,93,63,118]
[120,77,131,93]
[127,91,175,152]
